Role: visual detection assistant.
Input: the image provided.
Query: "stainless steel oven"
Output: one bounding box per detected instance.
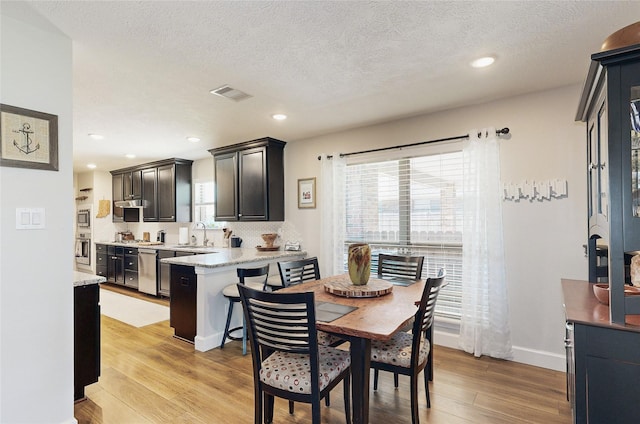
[77,208,91,228]
[75,233,91,265]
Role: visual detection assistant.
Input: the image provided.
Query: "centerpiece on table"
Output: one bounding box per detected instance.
[348,243,371,285]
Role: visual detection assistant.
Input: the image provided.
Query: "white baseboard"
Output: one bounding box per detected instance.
[194,333,221,352]
[433,329,566,372]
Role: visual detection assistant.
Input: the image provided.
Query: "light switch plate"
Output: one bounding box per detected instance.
[16,208,45,229]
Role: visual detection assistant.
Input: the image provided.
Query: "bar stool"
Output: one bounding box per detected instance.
[220,264,270,355]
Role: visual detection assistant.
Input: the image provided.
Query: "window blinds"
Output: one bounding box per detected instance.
[344,150,464,320]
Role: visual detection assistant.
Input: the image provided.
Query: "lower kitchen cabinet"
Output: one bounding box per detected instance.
[123,247,138,289]
[95,244,108,278]
[170,264,196,342]
[563,279,640,423]
[74,283,100,401]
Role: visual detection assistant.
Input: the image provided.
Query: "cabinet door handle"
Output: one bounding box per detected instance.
[180,276,190,286]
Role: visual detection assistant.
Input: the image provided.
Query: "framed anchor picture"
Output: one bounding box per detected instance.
[0,104,58,171]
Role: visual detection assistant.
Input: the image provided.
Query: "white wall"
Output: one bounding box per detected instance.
[284,84,587,370]
[0,4,75,424]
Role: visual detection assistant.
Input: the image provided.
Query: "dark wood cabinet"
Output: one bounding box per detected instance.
[576,43,640,320]
[123,247,138,289]
[112,158,192,223]
[95,244,108,279]
[170,264,197,342]
[563,280,640,424]
[209,137,286,221]
[74,283,100,400]
[123,170,142,200]
[112,173,124,222]
[142,167,158,221]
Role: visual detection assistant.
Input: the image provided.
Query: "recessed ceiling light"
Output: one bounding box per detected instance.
[88,133,104,140]
[125,154,136,159]
[471,56,496,68]
[186,137,201,143]
[272,114,287,121]
[87,163,97,169]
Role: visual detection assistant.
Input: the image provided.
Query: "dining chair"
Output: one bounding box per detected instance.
[371,270,446,424]
[220,264,270,355]
[377,253,425,282]
[238,284,352,424]
[277,256,322,288]
[276,256,344,408]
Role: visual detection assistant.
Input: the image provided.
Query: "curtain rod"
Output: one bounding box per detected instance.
[317,127,510,160]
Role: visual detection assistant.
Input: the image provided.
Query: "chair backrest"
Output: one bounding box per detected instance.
[377,254,424,280]
[237,264,270,289]
[411,270,446,365]
[237,284,320,379]
[278,257,321,288]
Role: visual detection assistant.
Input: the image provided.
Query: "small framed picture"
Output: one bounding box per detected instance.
[298,177,316,209]
[0,104,59,171]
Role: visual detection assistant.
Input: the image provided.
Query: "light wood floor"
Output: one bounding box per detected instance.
[76,287,571,423]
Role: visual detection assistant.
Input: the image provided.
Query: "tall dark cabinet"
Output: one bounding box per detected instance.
[209,137,286,221]
[576,42,640,322]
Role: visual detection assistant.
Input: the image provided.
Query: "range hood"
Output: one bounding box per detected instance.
[114,199,142,208]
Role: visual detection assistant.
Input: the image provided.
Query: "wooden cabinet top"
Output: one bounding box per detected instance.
[562,279,640,331]
[208,137,286,156]
[110,158,193,175]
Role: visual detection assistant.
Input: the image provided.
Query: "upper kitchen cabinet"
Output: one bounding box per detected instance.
[209,137,286,221]
[576,41,640,322]
[123,170,142,200]
[111,173,124,222]
[112,158,193,223]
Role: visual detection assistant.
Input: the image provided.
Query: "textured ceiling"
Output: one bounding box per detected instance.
[10,1,640,172]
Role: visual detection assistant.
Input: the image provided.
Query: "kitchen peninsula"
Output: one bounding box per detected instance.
[161,248,306,352]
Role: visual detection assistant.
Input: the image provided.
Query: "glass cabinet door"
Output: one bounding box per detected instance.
[631,86,640,217]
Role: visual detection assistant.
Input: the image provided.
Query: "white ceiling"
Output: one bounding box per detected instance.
[16,1,640,172]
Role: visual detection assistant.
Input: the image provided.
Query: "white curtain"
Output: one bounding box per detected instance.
[319,153,346,277]
[459,128,513,359]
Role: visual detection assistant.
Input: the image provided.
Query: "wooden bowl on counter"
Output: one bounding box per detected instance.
[592,283,640,305]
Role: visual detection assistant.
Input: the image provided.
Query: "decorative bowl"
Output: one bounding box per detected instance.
[261,233,277,248]
[592,283,640,305]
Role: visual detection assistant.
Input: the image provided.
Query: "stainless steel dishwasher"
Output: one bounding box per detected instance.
[138,248,158,295]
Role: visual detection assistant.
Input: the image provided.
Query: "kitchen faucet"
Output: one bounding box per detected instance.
[195,222,208,246]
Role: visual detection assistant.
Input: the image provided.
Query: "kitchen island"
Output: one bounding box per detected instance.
[73,271,105,401]
[161,248,306,352]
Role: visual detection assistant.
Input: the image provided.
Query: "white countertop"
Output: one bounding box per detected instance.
[74,271,106,287]
[160,247,307,268]
[95,241,219,254]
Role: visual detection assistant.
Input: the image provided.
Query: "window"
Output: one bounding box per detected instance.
[193,181,218,228]
[344,149,463,320]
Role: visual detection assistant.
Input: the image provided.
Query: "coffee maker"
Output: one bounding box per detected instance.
[156,230,166,243]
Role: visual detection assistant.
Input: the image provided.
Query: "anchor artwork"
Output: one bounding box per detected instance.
[1,104,58,171]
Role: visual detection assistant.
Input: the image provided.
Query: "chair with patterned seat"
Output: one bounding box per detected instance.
[371,270,446,424]
[238,284,352,424]
[220,264,270,355]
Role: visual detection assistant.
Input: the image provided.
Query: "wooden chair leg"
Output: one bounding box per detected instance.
[423,368,431,408]
[288,400,294,414]
[343,373,352,424]
[410,374,419,424]
[325,392,330,406]
[311,397,321,424]
[220,300,234,348]
[394,372,399,388]
[373,368,379,390]
[265,393,274,424]
[255,386,262,424]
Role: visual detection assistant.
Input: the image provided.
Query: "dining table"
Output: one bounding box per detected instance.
[279,273,425,424]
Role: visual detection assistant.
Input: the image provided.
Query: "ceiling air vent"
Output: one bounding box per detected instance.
[210,85,253,102]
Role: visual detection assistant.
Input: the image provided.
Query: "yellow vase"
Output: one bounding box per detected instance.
[348,243,371,285]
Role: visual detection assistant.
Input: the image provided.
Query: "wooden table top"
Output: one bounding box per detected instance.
[562,279,640,332]
[280,274,425,341]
